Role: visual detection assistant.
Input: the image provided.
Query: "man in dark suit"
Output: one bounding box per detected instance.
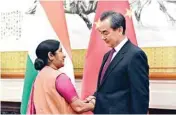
[85,11,149,114]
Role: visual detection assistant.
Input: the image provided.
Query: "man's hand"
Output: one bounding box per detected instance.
[82,96,96,112]
[84,96,96,104]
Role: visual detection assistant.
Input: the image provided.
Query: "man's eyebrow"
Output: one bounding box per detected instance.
[99,29,107,34]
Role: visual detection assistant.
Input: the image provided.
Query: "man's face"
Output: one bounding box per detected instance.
[97,18,122,48]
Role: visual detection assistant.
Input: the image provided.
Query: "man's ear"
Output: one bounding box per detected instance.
[118,26,123,35]
[48,52,54,61]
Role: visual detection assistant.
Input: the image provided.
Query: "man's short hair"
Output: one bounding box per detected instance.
[100,11,126,35]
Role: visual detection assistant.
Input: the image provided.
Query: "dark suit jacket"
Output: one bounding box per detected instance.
[93,40,149,114]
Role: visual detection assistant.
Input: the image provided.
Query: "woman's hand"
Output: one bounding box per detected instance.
[70,98,95,113]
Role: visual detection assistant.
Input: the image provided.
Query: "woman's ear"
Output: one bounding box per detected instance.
[48,52,54,61]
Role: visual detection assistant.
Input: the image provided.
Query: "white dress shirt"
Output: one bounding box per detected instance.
[111,37,128,61]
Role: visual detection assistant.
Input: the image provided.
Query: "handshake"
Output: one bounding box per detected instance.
[79,95,96,112]
[84,96,96,105]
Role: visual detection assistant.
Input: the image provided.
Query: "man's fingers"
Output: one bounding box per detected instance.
[86,97,92,101]
[82,99,89,103]
[89,96,96,99]
[85,96,96,102]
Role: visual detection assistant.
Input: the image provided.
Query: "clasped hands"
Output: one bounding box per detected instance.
[83,96,96,111]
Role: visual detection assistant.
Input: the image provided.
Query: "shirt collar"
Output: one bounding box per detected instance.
[114,37,128,53]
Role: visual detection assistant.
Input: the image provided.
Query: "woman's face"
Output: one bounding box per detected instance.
[52,47,66,69]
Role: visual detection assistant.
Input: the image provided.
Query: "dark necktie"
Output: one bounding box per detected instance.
[100,48,115,82]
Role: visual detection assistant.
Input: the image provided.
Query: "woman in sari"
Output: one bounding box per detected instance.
[27,39,95,114]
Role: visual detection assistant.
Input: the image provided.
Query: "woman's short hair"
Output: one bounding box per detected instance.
[34,39,60,70]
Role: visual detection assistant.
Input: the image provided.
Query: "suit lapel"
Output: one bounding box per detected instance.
[98,40,131,89]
